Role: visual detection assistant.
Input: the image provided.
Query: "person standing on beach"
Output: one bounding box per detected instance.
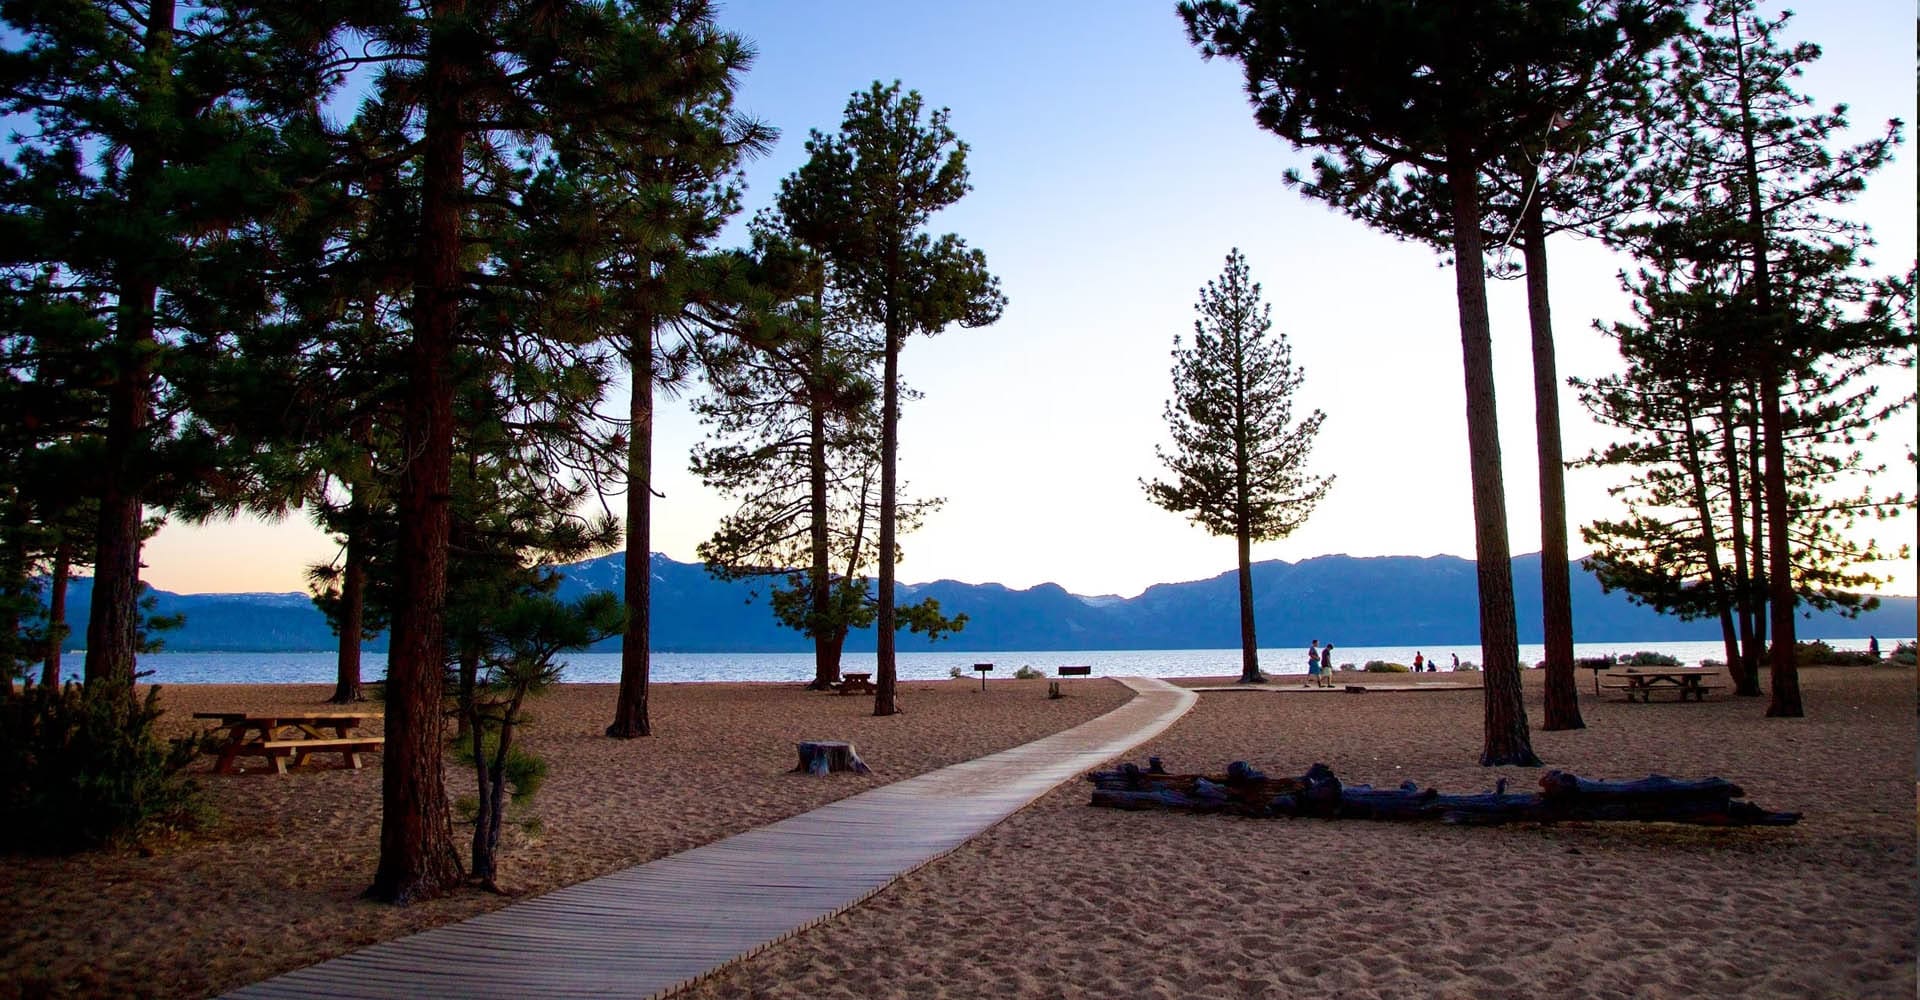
[1321,642,1336,686]
[1413,651,1424,673]
[1452,653,1460,671]
[1868,636,1879,659]
[1306,640,1321,687]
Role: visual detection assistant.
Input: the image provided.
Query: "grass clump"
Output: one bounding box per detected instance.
[1363,661,1409,673]
[1891,642,1917,666]
[1013,665,1046,680]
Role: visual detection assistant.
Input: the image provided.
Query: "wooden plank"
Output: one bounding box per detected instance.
[222,677,1194,1000]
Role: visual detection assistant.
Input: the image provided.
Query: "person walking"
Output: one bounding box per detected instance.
[1321,642,1337,686]
[1306,640,1321,687]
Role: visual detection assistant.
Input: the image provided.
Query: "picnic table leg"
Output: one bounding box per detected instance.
[214,734,246,774]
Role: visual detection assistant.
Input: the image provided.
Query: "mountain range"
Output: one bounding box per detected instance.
[43,551,1916,654]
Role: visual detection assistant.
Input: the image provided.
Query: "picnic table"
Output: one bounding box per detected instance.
[833,673,876,696]
[193,711,384,774]
[1598,668,1725,703]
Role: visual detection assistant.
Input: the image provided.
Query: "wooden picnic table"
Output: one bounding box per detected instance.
[193,711,384,774]
[833,673,876,695]
[1599,668,1725,703]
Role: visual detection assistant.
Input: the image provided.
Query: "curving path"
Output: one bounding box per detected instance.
[224,677,1195,1000]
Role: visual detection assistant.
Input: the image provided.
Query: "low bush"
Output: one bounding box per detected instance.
[948,665,966,679]
[1575,656,1615,670]
[1788,640,1879,666]
[1012,665,1046,680]
[1892,642,1917,666]
[1454,660,1481,671]
[0,680,208,854]
[1363,661,1409,673]
[1621,650,1682,667]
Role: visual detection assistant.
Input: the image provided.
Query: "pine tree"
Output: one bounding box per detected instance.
[1143,249,1331,684]
[1180,0,1606,764]
[777,82,1004,717]
[1642,0,1904,716]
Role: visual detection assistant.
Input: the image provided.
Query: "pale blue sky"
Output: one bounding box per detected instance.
[144,1,1918,598]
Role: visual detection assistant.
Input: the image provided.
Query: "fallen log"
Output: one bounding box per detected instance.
[1085,760,1800,827]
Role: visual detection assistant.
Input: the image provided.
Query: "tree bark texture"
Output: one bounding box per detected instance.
[1521,206,1580,731]
[370,11,464,903]
[1445,139,1538,767]
[1676,392,1741,675]
[1235,529,1262,683]
[609,340,655,737]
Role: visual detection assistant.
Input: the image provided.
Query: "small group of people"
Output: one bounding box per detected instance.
[1305,639,1338,687]
[1409,651,1457,673]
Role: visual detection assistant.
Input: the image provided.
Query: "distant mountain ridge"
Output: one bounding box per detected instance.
[45,551,1916,653]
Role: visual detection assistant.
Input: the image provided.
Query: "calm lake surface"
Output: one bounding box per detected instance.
[102,637,1907,686]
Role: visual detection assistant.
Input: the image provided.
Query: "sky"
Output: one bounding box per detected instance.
[140,0,1918,599]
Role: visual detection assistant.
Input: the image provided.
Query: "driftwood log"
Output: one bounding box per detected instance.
[1088,760,1800,827]
[794,740,872,776]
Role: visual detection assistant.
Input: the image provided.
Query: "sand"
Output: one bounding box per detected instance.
[683,667,1917,1000]
[0,677,1130,1000]
[3,667,1913,999]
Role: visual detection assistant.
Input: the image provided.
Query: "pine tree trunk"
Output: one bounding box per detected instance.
[609,339,654,737]
[369,12,464,903]
[1720,404,1762,696]
[1235,528,1262,683]
[1522,206,1580,731]
[329,521,367,704]
[1759,376,1801,716]
[1745,394,1767,679]
[1676,391,1741,675]
[807,370,838,691]
[84,0,170,694]
[1728,13,1801,718]
[874,313,900,717]
[41,542,70,687]
[1445,137,1538,768]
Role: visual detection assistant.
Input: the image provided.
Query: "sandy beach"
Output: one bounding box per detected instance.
[3,666,1913,999]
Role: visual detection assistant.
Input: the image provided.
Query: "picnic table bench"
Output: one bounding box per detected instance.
[194,711,384,773]
[1598,668,1725,703]
[833,672,876,695]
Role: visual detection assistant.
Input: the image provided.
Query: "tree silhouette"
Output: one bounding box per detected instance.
[1144,249,1330,685]
[778,82,1004,716]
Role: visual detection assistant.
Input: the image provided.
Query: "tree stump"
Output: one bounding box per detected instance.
[793,740,872,776]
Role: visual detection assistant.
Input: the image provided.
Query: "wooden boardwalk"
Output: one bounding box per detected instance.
[224,677,1195,1000]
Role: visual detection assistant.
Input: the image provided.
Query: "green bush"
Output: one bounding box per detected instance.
[1012,665,1046,679]
[1454,660,1481,671]
[0,680,208,853]
[1621,650,1682,667]
[1575,656,1614,670]
[1788,640,1879,666]
[1892,642,1917,666]
[1363,661,1409,673]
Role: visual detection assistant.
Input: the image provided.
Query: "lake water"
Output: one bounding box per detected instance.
[97,637,1908,686]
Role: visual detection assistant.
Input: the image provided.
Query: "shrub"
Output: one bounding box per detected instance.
[1621,651,1681,667]
[0,680,208,853]
[1892,642,1917,666]
[1454,660,1481,671]
[1787,640,1879,666]
[1575,656,1615,670]
[1363,661,1409,673]
[948,665,966,679]
[1013,665,1046,679]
